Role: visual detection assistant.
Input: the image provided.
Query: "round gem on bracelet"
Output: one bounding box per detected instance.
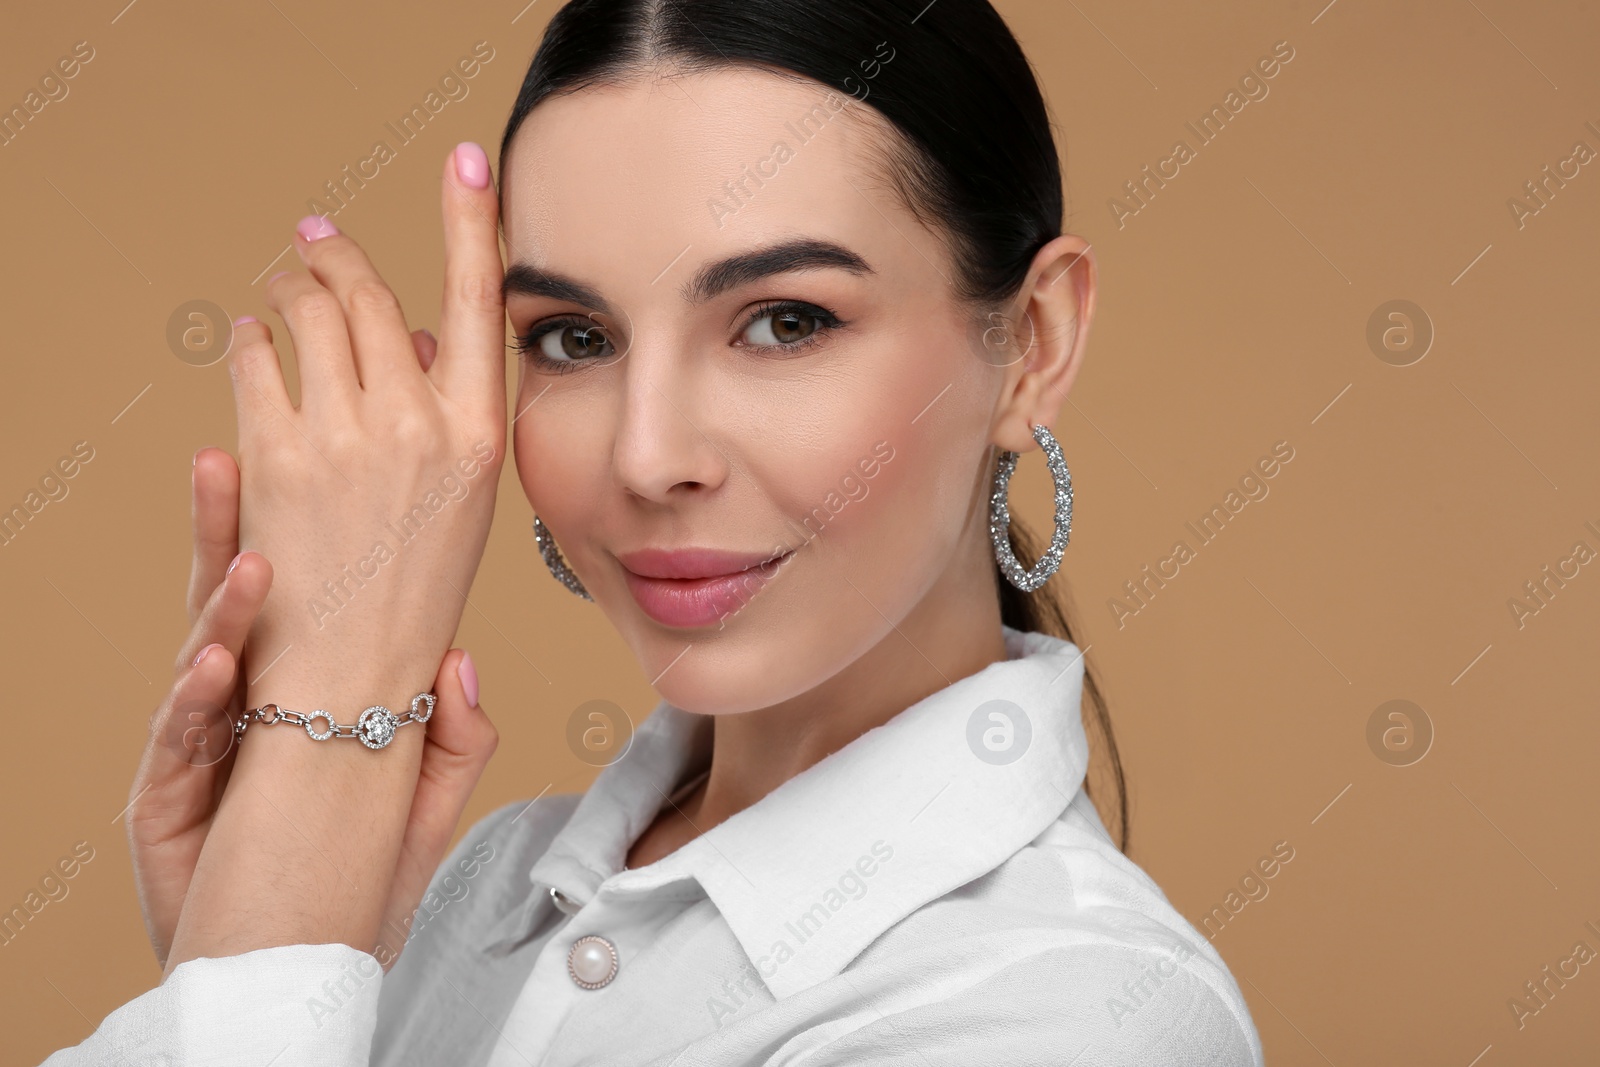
[357,706,400,749]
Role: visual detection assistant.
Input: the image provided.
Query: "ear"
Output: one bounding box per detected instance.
[989,235,1096,452]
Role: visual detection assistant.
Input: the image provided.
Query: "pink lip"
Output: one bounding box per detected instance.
[617,547,793,628]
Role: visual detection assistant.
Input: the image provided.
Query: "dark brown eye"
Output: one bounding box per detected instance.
[743,309,818,346]
[541,323,613,362]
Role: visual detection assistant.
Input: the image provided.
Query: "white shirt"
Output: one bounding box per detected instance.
[44,626,1263,1066]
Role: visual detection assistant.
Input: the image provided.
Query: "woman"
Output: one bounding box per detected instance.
[45,0,1262,1063]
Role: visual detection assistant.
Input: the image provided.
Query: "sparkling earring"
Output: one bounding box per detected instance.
[533,514,592,600]
[989,421,1073,592]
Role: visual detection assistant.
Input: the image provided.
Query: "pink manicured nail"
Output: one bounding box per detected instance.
[454,142,490,189]
[296,214,339,241]
[227,552,242,575]
[193,642,222,668]
[268,271,290,284]
[457,650,479,707]
[232,315,257,328]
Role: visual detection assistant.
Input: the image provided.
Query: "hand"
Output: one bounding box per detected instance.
[137,602,498,974]
[127,447,268,970]
[232,157,507,720]
[164,142,509,970]
[133,324,489,971]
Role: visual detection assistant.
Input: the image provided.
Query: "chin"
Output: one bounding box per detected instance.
[605,561,903,716]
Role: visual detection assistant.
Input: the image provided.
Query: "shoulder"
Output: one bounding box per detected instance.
[810,791,1263,1065]
[792,938,1261,1066]
[1020,792,1263,1062]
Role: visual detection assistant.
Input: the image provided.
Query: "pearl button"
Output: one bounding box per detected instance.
[568,934,619,989]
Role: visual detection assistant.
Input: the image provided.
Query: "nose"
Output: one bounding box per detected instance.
[611,344,728,505]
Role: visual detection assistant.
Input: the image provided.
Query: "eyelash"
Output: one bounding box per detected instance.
[510,300,846,375]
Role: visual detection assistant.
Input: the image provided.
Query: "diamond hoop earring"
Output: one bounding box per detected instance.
[533,514,592,601]
[988,421,1073,592]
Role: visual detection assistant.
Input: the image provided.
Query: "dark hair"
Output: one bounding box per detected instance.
[499,0,1128,853]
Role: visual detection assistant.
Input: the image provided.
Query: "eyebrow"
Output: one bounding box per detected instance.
[501,238,874,313]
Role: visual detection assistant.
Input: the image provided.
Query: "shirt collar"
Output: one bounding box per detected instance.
[519,625,1089,1000]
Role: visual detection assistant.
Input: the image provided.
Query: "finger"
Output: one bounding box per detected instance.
[264,269,360,414]
[129,637,245,972]
[416,649,496,796]
[226,318,295,440]
[186,448,240,623]
[404,649,497,865]
[173,550,273,681]
[292,215,422,392]
[412,327,438,372]
[431,143,507,405]
[382,648,496,959]
[137,641,244,799]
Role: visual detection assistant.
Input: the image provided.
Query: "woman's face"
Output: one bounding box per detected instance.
[502,66,1018,715]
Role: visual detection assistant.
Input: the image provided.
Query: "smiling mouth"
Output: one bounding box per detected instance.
[616,546,795,628]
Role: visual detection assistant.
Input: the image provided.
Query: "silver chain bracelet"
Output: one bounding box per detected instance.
[234,692,436,750]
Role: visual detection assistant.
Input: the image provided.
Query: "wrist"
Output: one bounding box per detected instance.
[169,676,432,968]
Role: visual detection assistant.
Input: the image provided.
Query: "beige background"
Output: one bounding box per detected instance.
[3,0,1597,1062]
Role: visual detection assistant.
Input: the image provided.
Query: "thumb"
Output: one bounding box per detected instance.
[418,648,496,774]
[381,649,497,963]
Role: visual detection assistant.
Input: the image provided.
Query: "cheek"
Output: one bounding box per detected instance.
[692,355,987,711]
[759,337,991,593]
[513,401,608,546]
[817,411,977,565]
